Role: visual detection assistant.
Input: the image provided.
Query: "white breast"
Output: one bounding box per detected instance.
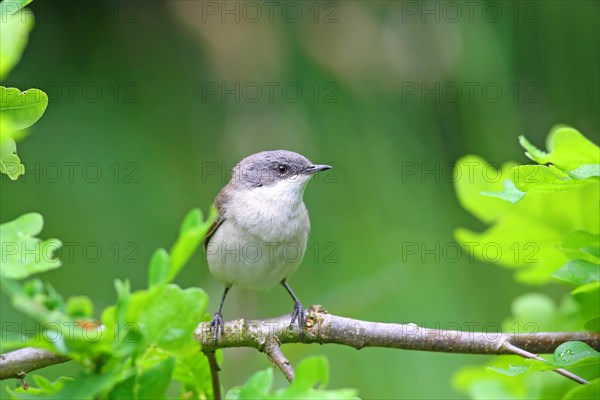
[229,178,311,242]
[206,178,311,290]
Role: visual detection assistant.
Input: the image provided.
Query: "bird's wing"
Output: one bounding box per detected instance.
[203,188,229,252]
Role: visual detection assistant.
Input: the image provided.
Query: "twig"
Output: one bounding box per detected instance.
[0,347,69,380]
[502,341,589,385]
[205,352,222,400]
[263,337,294,382]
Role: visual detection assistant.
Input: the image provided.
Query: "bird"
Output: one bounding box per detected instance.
[203,150,332,342]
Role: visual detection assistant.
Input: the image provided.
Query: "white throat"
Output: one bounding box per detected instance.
[228,177,311,241]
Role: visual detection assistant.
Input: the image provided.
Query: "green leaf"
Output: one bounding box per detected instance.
[455,164,598,284]
[66,295,94,318]
[0,7,34,80]
[563,378,600,400]
[136,285,208,352]
[172,350,213,398]
[167,209,211,283]
[237,368,273,399]
[2,211,41,232]
[102,284,208,354]
[481,178,525,204]
[225,387,241,400]
[553,341,600,368]
[114,279,131,329]
[7,376,73,397]
[572,281,600,295]
[107,374,136,400]
[559,231,600,261]
[291,356,330,390]
[0,0,34,19]
[454,356,551,399]
[582,246,600,258]
[454,156,518,222]
[31,375,64,393]
[1,278,68,330]
[570,164,600,180]
[0,87,49,132]
[147,248,169,287]
[227,357,358,400]
[553,260,600,286]
[487,364,530,376]
[8,372,118,400]
[584,317,600,331]
[0,87,48,179]
[510,165,596,193]
[0,213,62,279]
[485,352,597,376]
[519,127,600,178]
[179,207,203,235]
[134,348,176,400]
[0,120,24,179]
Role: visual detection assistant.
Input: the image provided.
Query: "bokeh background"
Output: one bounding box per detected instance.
[1,0,599,398]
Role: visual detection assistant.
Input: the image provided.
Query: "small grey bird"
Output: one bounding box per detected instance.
[204,150,331,341]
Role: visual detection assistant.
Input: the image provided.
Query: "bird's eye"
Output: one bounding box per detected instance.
[276,164,288,174]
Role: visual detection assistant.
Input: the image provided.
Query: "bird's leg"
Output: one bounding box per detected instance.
[209,286,230,343]
[281,280,305,338]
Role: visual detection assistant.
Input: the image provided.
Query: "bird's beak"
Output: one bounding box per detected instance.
[304,164,332,174]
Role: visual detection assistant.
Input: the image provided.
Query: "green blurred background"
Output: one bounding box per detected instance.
[1,0,599,398]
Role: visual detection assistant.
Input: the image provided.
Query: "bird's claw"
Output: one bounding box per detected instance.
[209,311,225,344]
[289,301,305,338]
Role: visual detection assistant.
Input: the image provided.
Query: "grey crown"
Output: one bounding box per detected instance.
[231,150,313,188]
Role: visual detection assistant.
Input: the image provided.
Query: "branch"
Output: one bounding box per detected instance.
[196,305,600,354]
[197,304,600,391]
[0,347,69,380]
[2,305,598,388]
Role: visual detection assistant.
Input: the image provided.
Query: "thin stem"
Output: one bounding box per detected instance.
[205,352,222,400]
[263,338,295,382]
[503,342,589,385]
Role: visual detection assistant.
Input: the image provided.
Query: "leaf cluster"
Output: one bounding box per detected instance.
[0,0,47,180]
[1,210,217,399]
[453,126,600,399]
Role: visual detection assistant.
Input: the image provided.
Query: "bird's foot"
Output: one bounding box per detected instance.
[289,301,305,338]
[209,311,225,344]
